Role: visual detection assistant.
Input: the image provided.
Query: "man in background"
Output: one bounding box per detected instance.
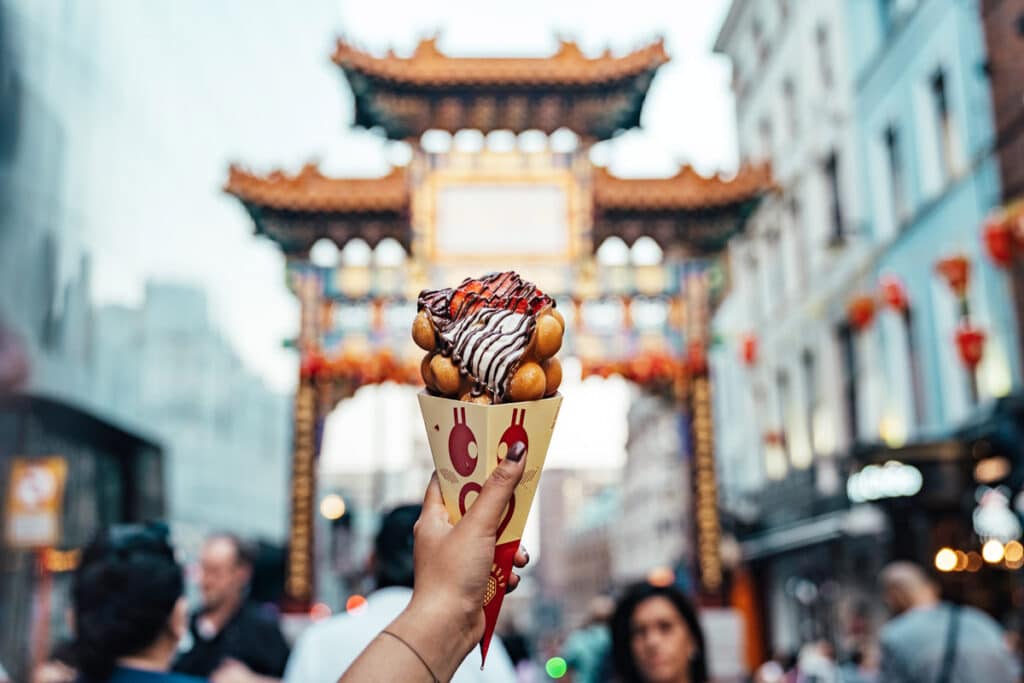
[174,533,289,683]
[878,562,1017,683]
[284,504,518,683]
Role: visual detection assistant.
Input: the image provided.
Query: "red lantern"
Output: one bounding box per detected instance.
[879,276,909,313]
[954,323,986,369]
[935,254,971,298]
[983,215,1014,269]
[740,333,758,366]
[300,350,326,380]
[847,295,876,331]
[686,341,708,375]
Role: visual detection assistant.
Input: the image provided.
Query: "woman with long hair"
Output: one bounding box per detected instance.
[610,582,709,683]
[71,523,202,683]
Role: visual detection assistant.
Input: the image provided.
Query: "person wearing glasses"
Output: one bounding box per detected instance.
[69,523,203,683]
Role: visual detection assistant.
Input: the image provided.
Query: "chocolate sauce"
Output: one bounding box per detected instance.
[417,271,552,398]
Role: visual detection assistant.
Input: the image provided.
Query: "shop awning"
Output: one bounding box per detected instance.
[740,505,887,561]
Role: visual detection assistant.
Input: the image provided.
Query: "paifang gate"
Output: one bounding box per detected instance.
[224,35,776,611]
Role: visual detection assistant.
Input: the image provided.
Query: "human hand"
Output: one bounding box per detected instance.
[391,442,529,676]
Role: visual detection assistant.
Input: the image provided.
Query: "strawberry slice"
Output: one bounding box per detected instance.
[448,272,552,319]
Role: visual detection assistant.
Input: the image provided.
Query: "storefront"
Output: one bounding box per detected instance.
[0,394,164,683]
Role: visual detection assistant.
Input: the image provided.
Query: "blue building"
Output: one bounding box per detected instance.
[849,0,1020,442]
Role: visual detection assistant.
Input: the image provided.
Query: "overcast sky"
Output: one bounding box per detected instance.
[84,0,736,391]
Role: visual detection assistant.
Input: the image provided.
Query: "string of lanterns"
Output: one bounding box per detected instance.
[300,347,422,387]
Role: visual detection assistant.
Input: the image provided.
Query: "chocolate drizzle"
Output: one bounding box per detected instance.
[417,271,553,398]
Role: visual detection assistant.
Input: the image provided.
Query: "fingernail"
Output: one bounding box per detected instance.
[507,441,526,462]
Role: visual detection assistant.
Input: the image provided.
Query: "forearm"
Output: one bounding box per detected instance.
[339,599,478,683]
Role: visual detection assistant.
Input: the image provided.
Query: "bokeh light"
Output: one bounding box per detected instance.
[1004,540,1024,564]
[309,602,332,620]
[966,551,984,572]
[320,493,346,520]
[346,594,368,615]
[934,547,957,572]
[545,657,568,679]
[647,566,675,587]
[983,539,1006,564]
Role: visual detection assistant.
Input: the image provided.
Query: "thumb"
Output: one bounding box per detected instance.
[461,441,527,536]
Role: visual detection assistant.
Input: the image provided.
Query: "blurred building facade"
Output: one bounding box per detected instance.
[980,0,1024,203]
[0,1,292,546]
[562,487,618,629]
[535,467,620,637]
[94,283,291,544]
[714,0,1024,655]
[610,393,690,584]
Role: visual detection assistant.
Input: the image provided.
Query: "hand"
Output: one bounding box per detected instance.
[391,442,529,677]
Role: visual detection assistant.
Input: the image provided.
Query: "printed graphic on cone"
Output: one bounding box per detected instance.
[418,392,562,664]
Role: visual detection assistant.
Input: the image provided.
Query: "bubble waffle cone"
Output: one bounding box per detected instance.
[417,392,562,664]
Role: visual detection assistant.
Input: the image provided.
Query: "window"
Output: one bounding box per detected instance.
[816,24,834,89]
[878,0,895,35]
[823,150,844,242]
[752,18,768,61]
[766,228,785,306]
[883,124,906,225]
[802,349,818,457]
[789,196,806,286]
[776,368,791,460]
[930,68,959,181]
[838,324,859,446]
[783,77,798,139]
[759,116,774,161]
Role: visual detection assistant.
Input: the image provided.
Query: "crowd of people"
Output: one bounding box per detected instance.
[19,447,1024,683]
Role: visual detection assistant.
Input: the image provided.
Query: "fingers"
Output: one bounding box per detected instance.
[507,572,521,594]
[461,441,527,536]
[513,545,529,569]
[422,472,444,512]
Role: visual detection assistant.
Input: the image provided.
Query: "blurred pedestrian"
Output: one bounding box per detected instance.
[795,641,839,683]
[877,562,1018,683]
[283,503,518,683]
[838,644,878,683]
[173,533,289,682]
[32,642,77,683]
[609,582,708,683]
[562,596,614,683]
[69,522,202,683]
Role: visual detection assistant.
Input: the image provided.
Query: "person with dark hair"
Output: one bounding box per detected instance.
[284,503,518,683]
[173,533,289,682]
[610,582,709,683]
[69,523,203,683]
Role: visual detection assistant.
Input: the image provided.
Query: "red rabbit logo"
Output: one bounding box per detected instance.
[459,481,515,540]
[448,407,478,476]
[498,409,529,462]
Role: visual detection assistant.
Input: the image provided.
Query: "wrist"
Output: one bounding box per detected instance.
[391,596,480,680]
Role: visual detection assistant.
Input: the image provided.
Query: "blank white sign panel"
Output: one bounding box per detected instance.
[435,184,569,256]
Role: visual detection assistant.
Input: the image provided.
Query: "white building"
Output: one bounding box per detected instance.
[610,393,690,584]
[712,0,869,513]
